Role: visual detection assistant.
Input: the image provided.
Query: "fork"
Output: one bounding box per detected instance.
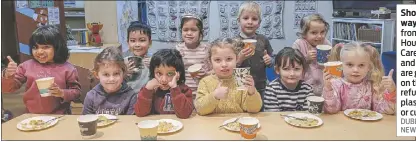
[45,115,65,124]
[219,117,240,129]
[280,114,307,121]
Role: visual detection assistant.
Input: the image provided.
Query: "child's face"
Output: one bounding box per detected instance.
[238,11,260,36]
[210,46,237,79]
[128,30,151,57]
[304,21,327,47]
[182,19,200,45]
[154,65,177,90]
[341,51,371,84]
[32,44,54,63]
[95,63,124,93]
[276,60,304,87]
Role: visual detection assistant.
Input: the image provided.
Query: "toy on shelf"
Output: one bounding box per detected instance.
[87,22,103,46]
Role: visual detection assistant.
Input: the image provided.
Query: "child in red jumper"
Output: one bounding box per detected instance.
[134,49,193,119]
[2,25,81,114]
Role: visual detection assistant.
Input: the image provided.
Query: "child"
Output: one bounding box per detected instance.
[234,2,274,111]
[134,49,193,119]
[2,25,81,114]
[263,47,314,112]
[328,43,344,62]
[323,42,396,115]
[82,47,137,115]
[195,38,262,115]
[175,14,211,99]
[123,22,151,94]
[292,13,331,96]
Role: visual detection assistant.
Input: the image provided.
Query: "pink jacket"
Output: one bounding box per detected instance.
[323,78,395,115]
[292,38,331,96]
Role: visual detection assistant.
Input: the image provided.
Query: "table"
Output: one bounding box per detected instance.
[1,112,413,140]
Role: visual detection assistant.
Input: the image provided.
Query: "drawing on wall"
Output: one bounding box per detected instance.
[116,1,139,52]
[147,1,210,42]
[217,1,284,39]
[294,0,317,29]
[16,1,29,8]
[47,7,60,25]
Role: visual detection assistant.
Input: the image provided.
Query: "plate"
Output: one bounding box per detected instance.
[17,116,59,131]
[221,118,261,132]
[157,119,183,134]
[344,109,383,121]
[97,114,117,127]
[283,113,323,128]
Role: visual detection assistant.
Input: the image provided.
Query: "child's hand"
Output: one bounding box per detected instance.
[307,49,317,61]
[243,75,256,95]
[168,72,180,88]
[382,69,396,93]
[4,56,17,78]
[262,50,272,66]
[145,78,161,91]
[49,83,64,98]
[194,70,206,79]
[126,60,135,77]
[213,81,228,100]
[237,47,253,63]
[143,57,151,68]
[323,70,333,91]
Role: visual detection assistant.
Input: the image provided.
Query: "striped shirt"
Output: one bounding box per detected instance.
[263,79,314,112]
[175,42,211,99]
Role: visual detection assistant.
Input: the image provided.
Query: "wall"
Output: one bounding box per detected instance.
[148,1,333,54]
[84,1,119,44]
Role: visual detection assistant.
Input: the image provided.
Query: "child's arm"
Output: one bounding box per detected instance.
[170,85,194,119]
[82,91,95,115]
[61,68,81,102]
[194,78,220,115]
[292,39,314,64]
[372,90,396,115]
[134,87,154,117]
[263,38,274,68]
[126,93,138,115]
[322,74,342,114]
[242,89,262,113]
[2,63,26,93]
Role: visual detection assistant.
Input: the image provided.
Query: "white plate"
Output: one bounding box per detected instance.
[157,119,183,134]
[344,109,383,121]
[17,116,59,131]
[283,113,323,128]
[222,117,261,132]
[97,114,117,127]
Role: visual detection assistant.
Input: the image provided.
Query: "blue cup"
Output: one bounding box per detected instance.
[316,45,332,65]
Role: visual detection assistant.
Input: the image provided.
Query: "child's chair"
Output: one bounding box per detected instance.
[381,51,396,83]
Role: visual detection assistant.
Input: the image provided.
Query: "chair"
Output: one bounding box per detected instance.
[381,51,396,83]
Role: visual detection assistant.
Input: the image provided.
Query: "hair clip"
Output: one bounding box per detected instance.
[182,13,202,21]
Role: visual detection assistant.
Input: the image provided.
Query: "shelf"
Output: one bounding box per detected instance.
[64,7,84,11]
[71,28,87,32]
[65,13,85,18]
[331,38,382,44]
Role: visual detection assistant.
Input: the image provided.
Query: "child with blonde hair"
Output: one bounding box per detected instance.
[292,13,331,96]
[175,14,211,99]
[195,38,262,115]
[323,42,396,114]
[235,2,274,111]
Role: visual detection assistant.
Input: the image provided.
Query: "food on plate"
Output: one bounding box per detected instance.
[348,110,377,118]
[226,121,240,130]
[158,121,175,133]
[288,117,319,127]
[21,119,47,130]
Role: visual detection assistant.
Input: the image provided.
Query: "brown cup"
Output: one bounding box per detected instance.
[77,115,98,139]
[242,39,257,56]
[188,64,203,78]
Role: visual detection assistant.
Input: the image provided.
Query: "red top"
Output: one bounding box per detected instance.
[134,84,194,119]
[2,59,81,114]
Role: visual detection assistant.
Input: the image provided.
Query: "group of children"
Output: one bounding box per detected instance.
[1,2,396,120]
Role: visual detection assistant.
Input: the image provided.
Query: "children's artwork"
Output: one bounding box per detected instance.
[116,1,139,52]
[15,1,29,8]
[47,7,60,25]
[294,0,317,29]
[146,1,211,42]
[217,1,284,39]
[33,8,49,27]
